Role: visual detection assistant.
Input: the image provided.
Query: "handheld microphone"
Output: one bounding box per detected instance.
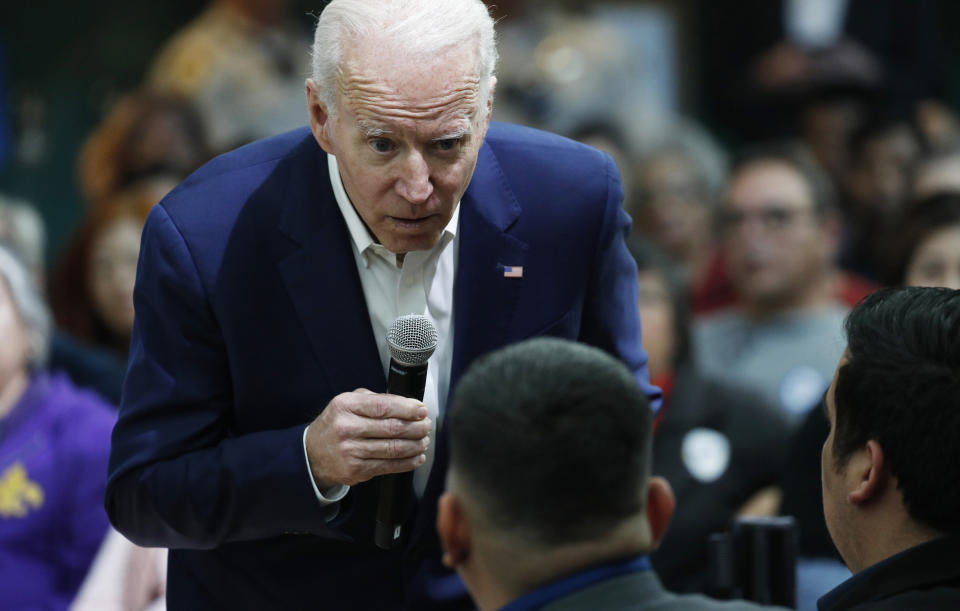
[375,314,438,550]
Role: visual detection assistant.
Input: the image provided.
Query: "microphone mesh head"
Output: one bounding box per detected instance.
[387,314,439,365]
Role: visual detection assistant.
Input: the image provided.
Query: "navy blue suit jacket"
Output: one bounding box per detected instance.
[106,122,659,609]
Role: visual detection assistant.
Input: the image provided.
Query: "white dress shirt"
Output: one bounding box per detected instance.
[303,153,458,507]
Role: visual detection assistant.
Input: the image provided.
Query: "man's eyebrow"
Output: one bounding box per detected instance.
[357,121,392,137]
[432,126,473,141]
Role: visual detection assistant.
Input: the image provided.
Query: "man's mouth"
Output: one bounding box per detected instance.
[388,215,434,229]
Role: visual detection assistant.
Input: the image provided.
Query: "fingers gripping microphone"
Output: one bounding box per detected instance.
[375,314,438,550]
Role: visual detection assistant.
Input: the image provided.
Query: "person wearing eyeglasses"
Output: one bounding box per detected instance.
[693,144,857,425]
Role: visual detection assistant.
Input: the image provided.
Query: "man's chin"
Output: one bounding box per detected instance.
[381,233,444,256]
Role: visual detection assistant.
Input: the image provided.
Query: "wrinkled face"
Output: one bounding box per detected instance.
[721,161,831,309]
[821,356,854,568]
[634,154,710,258]
[88,217,141,339]
[636,270,676,380]
[905,225,960,290]
[309,41,492,255]
[0,277,28,395]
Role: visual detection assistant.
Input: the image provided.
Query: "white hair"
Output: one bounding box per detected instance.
[0,195,46,272]
[0,242,51,368]
[311,0,498,117]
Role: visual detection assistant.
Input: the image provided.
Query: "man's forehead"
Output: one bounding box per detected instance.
[336,67,482,138]
[340,35,481,84]
[354,116,474,139]
[726,171,815,210]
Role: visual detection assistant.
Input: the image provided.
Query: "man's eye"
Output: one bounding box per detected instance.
[435,138,461,152]
[370,139,393,153]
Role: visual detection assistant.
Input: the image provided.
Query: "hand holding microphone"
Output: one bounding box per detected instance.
[304,314,437,493]
[303,315,437,548]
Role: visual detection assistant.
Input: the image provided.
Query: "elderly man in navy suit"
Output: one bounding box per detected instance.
[105,1,659,608]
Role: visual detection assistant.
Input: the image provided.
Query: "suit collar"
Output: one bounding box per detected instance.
[818,535,960,611]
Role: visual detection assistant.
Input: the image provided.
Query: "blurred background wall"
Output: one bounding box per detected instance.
[3,0,960,275]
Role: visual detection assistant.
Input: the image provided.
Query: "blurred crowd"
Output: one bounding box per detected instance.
[1,0,960,609]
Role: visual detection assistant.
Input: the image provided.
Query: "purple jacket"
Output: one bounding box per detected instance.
[0,372,116,610]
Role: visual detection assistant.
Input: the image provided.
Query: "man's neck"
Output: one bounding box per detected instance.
[467,520,651,610]
[741,270,838,320]
[849,517,943,574]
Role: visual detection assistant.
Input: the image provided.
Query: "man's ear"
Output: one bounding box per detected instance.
[848,440,887,505]
[437,492,471,568]
[305,78,336,155]
[485,76,497,126]
[646,476,676,548]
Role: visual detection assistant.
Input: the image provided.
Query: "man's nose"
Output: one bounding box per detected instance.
[396,150,434,204]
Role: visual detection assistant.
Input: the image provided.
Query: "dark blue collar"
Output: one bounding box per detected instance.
[817,535,960,610]
[500,555,652,611]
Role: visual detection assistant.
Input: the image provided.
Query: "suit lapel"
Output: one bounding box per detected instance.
[275,145,385,396]
[449,143,528,389]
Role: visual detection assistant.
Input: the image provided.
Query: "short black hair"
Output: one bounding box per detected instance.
[448,337,652,545]
[727,142,836,216]
[833,286,960,533]
[886,191,960,285]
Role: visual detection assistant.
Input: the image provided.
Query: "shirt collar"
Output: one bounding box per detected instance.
[818,535,960,610]
[328,153,459,268]
[499,555,652,611]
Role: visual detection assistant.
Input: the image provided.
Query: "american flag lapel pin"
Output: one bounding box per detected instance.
[503,265,524,278]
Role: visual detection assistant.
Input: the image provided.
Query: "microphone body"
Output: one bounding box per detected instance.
[375,315,438,550]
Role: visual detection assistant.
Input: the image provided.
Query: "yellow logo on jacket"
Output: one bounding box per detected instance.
[0,461,44,517]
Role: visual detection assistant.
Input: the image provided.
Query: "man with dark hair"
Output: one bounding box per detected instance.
[695,143,873,422]
[438,337,780,610]
[819,286,960,610]
[841,115,923,281]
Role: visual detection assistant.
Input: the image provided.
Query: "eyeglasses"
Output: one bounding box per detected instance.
[718,204,815,233]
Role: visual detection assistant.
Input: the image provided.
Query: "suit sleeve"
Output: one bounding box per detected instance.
[578,153,663,411]
[105,205,343,548]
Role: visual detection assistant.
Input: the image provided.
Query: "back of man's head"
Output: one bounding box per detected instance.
[833,286,960,534]
[447,337,652,546]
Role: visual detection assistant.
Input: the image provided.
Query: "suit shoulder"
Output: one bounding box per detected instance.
[176,127,313,190]
[480,121,620,221]
[159,127,316,223]
[145,128,324,288]
[484,122,611,171]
